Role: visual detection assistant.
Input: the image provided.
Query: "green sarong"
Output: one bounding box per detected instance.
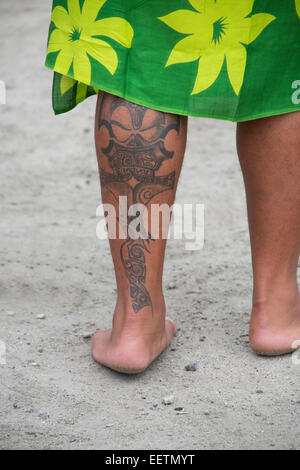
[45,0,300,121]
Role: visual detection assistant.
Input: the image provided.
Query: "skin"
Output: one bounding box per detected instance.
[237,111,300,355]
[93,92,187,373]
[92,91,300,373]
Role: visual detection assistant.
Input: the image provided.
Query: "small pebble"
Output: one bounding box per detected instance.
[37,314,46,320]
[13,403,18,409]
[162,395,174,405]
[7,311,15,316]
[167,282,176,290]
[39,413,50,420]
[82,332,92,339]
[185,362,197,372]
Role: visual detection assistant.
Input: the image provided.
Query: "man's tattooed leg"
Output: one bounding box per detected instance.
[98,94,180,314]
[93,92,187,373]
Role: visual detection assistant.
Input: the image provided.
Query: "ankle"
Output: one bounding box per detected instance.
[252,290,300,310]
[251,289,300,331]
[111,293,166,341]
[116,288,165,315]
[252,274,299,303]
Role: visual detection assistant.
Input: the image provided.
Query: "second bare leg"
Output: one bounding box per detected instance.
[237,111,300,355]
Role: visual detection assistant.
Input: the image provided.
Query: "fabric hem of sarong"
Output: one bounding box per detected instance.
[45,63,300,122]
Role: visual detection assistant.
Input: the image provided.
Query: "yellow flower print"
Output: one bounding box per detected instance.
[47,0,134,85]
[60,75,98,104]
[158,0,275,95]
[296,0,300,18]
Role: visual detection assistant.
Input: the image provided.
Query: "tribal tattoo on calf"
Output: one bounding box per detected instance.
[98,95,180,313]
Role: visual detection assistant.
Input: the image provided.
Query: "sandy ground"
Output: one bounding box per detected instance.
[0,0,300,451]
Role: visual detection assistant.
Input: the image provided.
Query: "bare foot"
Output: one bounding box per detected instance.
[249,294,300,355]
[92,317,176,374]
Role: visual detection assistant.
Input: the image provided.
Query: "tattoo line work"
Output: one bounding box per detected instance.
[98,95,180,313]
